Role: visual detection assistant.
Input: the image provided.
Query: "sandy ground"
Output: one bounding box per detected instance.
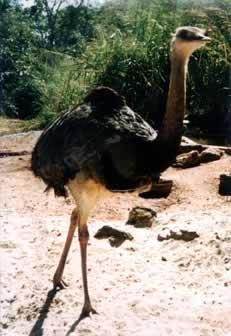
[0,132,231,336]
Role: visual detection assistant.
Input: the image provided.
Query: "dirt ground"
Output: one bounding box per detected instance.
[0,132,231,336]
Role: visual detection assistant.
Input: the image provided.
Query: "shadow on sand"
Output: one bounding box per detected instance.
[64,314,87,336]
[28,287,89,336]
[29,288,58,336]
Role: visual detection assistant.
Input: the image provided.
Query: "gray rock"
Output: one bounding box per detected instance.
[173,150,201,168]
[94,226,133,248]
[126,206,157,228]
[225,147,231,155]
[157,230,200,242]
[200,148,223,163]
[179,136,204,154]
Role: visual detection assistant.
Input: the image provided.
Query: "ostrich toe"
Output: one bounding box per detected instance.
[80,304,98,318]
[53,276,68,289]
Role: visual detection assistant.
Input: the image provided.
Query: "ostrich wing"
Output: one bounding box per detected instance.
[32,101,157,196]
[60,104,157,172]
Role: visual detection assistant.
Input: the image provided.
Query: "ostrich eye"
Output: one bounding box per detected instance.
[178,30,188,39]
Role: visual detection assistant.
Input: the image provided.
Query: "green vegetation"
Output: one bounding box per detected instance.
[0,0,230,141]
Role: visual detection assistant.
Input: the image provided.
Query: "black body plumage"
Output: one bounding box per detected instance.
[31,87,161,196]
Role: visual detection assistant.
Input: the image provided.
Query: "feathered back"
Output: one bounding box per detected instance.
[84,87,126,113]
[31,86,157,197]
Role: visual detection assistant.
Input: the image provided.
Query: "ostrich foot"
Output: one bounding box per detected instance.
[53,274,68,289]
[80,303,98,318]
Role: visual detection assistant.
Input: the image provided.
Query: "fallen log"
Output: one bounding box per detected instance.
[0,150,30,158]
[202,144,231,155]
[179,136,231,155]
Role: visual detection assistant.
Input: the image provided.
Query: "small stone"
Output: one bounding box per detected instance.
[26,314,32,321]
[1,323,8,329]
[157,230,199,242]
[216,248,222,255]
[126,206,157,228]
[200,148,223,163]
[173,150,200,169]
[94,226,133,248]
[126,247,136,252]
[215,232,221,240]
[179,137,204,154]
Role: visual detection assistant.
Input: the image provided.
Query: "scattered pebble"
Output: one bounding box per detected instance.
[157,230,200,242]
[126,206,157,228]
[94,226,133,247]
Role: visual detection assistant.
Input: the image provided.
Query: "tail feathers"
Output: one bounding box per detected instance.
[44,184,68,197]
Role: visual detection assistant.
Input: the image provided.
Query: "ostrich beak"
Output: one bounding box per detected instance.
[201,36,211,42]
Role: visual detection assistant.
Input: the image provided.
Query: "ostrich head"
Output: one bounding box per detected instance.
[171,26,211,58]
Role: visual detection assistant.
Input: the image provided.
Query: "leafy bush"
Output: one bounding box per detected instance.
[0,2,42,118]
[1,0,230,142]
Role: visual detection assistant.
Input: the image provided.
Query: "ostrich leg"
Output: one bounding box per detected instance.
[78,223,97,317]
[53,208,78,288]
[66,176,104,316]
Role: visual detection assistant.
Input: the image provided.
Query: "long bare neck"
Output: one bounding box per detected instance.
[158,52,189,146]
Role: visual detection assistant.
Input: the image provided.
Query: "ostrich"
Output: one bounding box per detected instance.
[32,27,211,317]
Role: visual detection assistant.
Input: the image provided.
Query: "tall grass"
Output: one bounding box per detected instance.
[34,0,230,138]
